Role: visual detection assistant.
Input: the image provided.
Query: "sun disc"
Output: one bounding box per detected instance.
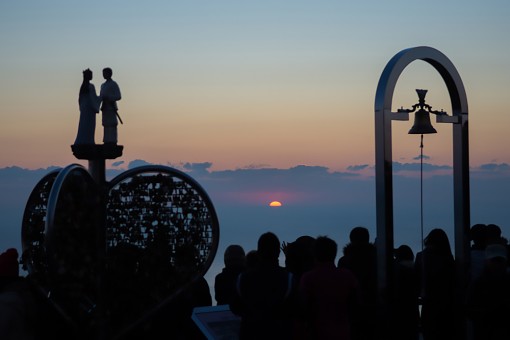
[269,201,282,207]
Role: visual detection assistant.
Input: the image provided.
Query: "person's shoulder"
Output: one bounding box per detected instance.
[214,270,224,280]
[276,265,289,273]
[215,267,231,279]
[333,266,357,281]
[299,266,318,281]
[237,267,256,280]
[339,267,360,288]
[337,266,356,276]
[275,266,293,280]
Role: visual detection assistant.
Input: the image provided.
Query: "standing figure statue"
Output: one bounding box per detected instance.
[74,68,100,145]
[100,67,122,144]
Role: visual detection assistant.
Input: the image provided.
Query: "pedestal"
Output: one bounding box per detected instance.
[71,144,123,184]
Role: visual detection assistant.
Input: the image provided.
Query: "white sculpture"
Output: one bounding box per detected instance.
[99,67,122,144]
[74,69,100,145]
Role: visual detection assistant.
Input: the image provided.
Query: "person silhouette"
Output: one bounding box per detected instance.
[299,236,360,339]
[230,232,297,339]
[337,226,377,340]
[74,68,100,145]
[283,235,315,284]
[467,244,510,340]
[0,248,37,340]
[99,67,122,144]
[245,250,259,269]
[486,224,504,245]
[134,244,212,340]
[214,244,246,306]
[469,224,488,282]
[392,245,419,340]
[414,228,455,340]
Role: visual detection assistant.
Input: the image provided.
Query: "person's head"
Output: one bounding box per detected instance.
[83,68,93,81]
[257,232,280,262]
[313,236,337,263]
[486,224,503,245]
[424,228,452,256]
[284,235,315,273]
[103,67,113,80]
[246,250,259,269]
[295,235,315,249]
[484,244,508,272]
[0,248,19,278]
[470,224,487,248]
[350,226,370,244]
[224,244,246,268]
[394,245,414,262]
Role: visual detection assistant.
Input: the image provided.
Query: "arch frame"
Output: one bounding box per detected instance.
[374,46,470,318]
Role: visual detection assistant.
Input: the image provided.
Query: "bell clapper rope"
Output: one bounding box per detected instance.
[420,133,424,253]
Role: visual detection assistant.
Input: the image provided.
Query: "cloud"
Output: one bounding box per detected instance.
[127,159,153,169]
[206,165,334,187]
[478,163,510,171]
[238,163,271,170]
[413,154,431,160]
[183,162,213,173]
[347,164,369,171]
[471,163,510,179]
[112,161,124,167]
[187,164,368,207]
[392,162,452,172]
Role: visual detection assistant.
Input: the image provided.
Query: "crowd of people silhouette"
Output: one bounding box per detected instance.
[1,223,510,339]
[213,225,510,340]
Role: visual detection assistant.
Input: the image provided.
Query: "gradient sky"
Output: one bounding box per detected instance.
[3,2,510,301]
[1,1,509,171]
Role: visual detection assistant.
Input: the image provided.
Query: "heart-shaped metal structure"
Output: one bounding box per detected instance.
[21,164,219,339]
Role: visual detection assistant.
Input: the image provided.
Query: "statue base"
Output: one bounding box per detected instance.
[71,144,123,160]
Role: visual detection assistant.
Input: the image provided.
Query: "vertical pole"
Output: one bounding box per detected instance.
[375,109,394,339]
[88,159,108,340]
[72,144,123,338]
[452,113,470,283]
[453,113,470,340]
[88,159,106,185]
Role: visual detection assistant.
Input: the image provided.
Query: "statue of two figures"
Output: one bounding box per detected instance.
[74,67,122,146]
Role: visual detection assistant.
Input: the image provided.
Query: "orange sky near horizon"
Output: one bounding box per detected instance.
[1,58,507,172]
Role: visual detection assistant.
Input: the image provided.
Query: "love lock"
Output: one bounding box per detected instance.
[21,163,219,339]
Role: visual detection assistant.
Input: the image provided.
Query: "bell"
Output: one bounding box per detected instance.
[408,108,437,134]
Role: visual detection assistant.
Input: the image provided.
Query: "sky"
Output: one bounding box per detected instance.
[1,1,510,170]
[1,1,510,301]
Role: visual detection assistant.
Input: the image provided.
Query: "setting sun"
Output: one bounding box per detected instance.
[269,201,282,207]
